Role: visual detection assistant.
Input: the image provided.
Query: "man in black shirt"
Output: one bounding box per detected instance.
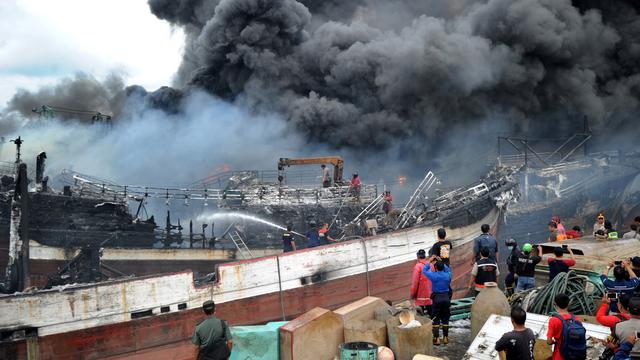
[429,228,452,266]
[515,243,542,292]
[282,225,296,252]
[495,307,535,360]
[505,238,521,296]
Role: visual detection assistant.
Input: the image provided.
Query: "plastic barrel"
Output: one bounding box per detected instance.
[340,342,378,360]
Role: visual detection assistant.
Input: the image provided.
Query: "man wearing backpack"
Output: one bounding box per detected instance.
[192,300,233,360]
[547,293,587,360]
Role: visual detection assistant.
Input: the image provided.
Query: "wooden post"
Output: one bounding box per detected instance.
[5,162,29,292]
[26,334,39,360]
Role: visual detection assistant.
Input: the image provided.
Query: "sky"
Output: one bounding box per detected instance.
[0,0,184,109]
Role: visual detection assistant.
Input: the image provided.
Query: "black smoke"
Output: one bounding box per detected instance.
[143,0,640,151]
[2,0,639,159]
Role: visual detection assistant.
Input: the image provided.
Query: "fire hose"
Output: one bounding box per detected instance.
[509,270,606,316]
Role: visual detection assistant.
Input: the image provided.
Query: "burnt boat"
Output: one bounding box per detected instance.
[0,152,381,288]
[0,168,517,359]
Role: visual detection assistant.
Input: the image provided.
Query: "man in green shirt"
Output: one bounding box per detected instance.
[192,300,233,360]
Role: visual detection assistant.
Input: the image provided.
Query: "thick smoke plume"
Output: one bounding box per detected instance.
[2,0,639,182]
[5,73,126,122]
[144,0,639,150]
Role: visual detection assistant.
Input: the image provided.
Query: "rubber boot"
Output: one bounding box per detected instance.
[442,324,449,345]
[433,325,440,346]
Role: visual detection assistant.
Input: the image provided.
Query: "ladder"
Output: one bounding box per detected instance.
[228,230,253,259]
[348,194,385,226]
[394,171,437,229]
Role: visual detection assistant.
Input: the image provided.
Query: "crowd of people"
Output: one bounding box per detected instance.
[410,224,500,346]
[191,211,640,359]
[408,213,640,359]
[496,213,640,360]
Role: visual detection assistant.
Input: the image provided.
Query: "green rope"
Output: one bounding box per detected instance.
[509,271,605,316]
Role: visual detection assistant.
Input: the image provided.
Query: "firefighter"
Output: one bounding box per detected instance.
[282,225,296,252]
[306,222,320,248]
[423,255,452,346]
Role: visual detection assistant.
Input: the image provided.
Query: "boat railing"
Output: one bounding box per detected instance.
[29,228,156,246]
[67,173,378,207]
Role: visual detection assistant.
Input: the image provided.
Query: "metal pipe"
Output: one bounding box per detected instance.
[361,239,371,296]
[276,256,286,321]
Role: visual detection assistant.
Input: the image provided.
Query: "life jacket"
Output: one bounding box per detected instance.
[607,231,619,239]
[319,228,329,244]
[557,223,567,241]
[475,258,498,287]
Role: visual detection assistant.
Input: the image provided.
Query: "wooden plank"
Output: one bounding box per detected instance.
[280,308,343,360]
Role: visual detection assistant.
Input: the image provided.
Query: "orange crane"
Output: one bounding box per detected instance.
[277,156,344,185]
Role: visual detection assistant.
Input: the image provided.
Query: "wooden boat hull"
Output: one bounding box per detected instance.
[7,241,281,287]
[2,243,475,360]
[0,208,498,360]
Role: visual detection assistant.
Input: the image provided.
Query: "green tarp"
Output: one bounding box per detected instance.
[230,321,288,360]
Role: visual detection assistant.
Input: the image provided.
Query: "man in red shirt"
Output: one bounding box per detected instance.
[547,246,576,281]
[565,226,582,240]
[547,293,581,360]
[410,249,433,317]
[597,294,631,356]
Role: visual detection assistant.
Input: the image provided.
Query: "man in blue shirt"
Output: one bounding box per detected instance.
[423,255,452,346]
[474,224,499,262]
[600,260,639,313]
[306,222,320,248]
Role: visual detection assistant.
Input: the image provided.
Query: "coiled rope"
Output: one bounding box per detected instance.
[509,270,606,315]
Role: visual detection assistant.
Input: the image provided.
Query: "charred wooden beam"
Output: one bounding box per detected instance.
[36,151,47,192]
[3,162,29,292]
